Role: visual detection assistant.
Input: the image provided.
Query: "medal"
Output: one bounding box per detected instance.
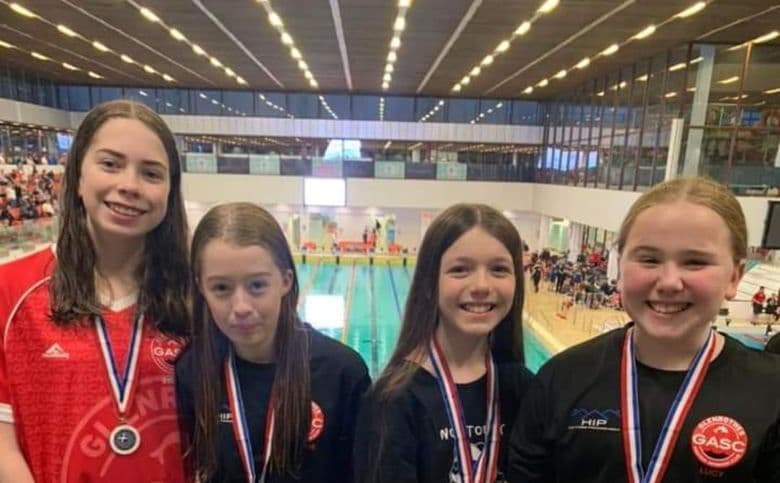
[95,311,144,456]
[225,348,275,483]
[109,424,141,455]
[620,326,716,483]
[428,338,500,483]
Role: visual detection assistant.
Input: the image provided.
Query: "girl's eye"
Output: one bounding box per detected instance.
[209,283,230,295]
[248,280,267,293]
[100,158,119,169]
[143,169,165,181]
[638,257,658,264]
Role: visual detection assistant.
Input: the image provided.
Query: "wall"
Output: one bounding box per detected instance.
[0,99,72,129]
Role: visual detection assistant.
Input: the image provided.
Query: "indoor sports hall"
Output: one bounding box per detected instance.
[1,0,779,371]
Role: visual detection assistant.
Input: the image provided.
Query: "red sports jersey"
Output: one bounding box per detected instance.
[0,248,186,483]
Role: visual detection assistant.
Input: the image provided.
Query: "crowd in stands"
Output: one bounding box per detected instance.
[0,163,61,225]
[527,247,621,311]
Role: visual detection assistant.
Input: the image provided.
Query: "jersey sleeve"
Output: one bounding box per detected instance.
[335,356,370,483]
[353,388,420,483]
[506,368,556,482]
[756,411,780,482]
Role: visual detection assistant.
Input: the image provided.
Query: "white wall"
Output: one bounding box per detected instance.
[0,99,72,129]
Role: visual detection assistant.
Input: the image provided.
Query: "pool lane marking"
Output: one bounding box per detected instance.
[297,258,321,311]
[387,261,403,319]
[341,261,357,344]
[369,264,379,376]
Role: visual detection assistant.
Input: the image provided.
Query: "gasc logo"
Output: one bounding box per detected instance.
[690,416,748,469]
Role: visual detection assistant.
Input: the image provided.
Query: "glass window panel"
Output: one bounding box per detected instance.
[193,89,222,115]
[288,93,318,119]
[157,88,188,114]
[352,95,380,121]
[447,98,478,123]
[478,99,509,125]
[415,97,445,122]
[255,92,289,118]
[223,90,253,117]
[384,96,414,122]
[511,100,539,124]
[68,86,91,111]
[122,87,156,109]
[319,94,348,119]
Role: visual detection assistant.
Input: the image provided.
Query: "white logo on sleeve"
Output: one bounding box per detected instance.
[42,343,70,359]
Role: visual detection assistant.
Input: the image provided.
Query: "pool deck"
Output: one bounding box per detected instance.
[523,278,772,356]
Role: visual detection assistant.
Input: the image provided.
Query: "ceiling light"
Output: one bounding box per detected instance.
[461,76,471,85]
[163,74,174,82]
[554,69,566,79]
[170,28,186,41]
[523,86,533,94]
[764,87,780,95]
[291,47,302,59]
[718,76,739,84]
[690,56,703,64]
[687,87,696,92]
[88,71,103,79]
[676,2,706,18]
[388,51,397,62]
[309,79,318,88]
[225,67,236,77]
[393,17,406,31]
[382,81,389,90]
[210,57,222,67]
[752,31,779,44]
[268,12,283,27]
[144,64,156,74]
[10,3,36,17]
[296,60,307,71]
[537,78,548,87]
[634,25,656,40]
[304,70,313,79]
[438,100,445,106]
[140,7,160,23]
[281,32,293,45]
[399,0,412,7]
[596,91,605,96]
[470,66,481,76]
[61,62,78,71]
[496,102,502,108]
[495,40,510,53]
[636,74,648,81]
[192,44,206,56]
[390,36,401,49]
[121,54,134,63]
[576,57,590,69]
[668,62,687,71]
[92,41,109,52]
[31,52,49,61]
[237,77,247,85]
[57,25,77,37]
[515,21,531,36]
[452,84,462,92]
[601,44,619,56]
[481,55,494,66]
[665,91,677,98]
[537,0,559,14]
[385,63,394,73]
[0,40,14,49]
[383,73,391,82]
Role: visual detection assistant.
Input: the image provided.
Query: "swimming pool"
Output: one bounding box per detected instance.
[295,261,550,376]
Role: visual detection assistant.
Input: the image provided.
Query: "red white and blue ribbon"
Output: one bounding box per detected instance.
[225,349,275,483]
[94,311,144,417]
[428,338,500,483]
[620,326,716,483]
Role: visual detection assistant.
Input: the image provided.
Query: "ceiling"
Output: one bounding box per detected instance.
[0,0,778,100]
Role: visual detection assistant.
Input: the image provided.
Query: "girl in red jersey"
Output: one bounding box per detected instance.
[0,100,190,482]
[175,202,369,483]
[508,177,780,482]
[354,203,533,483]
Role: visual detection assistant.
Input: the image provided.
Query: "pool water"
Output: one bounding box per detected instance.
[296,261,550,377]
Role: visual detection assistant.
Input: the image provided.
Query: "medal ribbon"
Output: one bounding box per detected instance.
[225,349,275,483]
[620,326,716,483]
[94,311,144,417]
[428,338,501,483]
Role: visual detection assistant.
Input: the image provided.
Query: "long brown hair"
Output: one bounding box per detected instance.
[49,99,189,337]
[367,203,526,479]
[187,202,310,480]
